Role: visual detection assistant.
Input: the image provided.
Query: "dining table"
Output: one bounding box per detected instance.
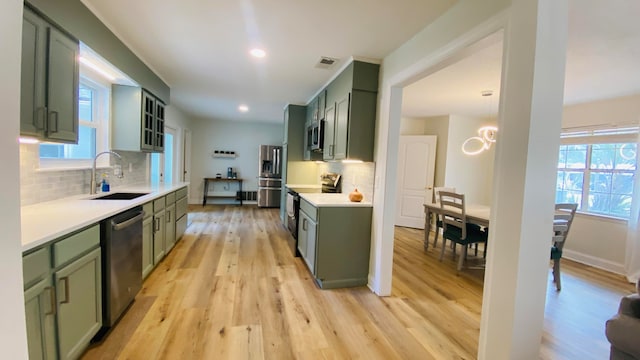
[423,202,491,250]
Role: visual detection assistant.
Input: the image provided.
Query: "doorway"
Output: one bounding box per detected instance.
[151,126,177,183]
[182,128,192,182]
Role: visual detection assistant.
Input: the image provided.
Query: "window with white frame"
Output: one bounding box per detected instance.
[556,128,638,219]
[39,74,109,167]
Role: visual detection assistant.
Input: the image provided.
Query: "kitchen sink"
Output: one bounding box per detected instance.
[90,192,149,200]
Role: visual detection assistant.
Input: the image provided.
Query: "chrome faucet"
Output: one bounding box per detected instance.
[90,151,123,194]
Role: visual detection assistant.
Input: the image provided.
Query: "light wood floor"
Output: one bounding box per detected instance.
[83,205,635,360]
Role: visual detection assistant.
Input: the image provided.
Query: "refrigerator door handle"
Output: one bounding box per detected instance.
[273,148,279,176]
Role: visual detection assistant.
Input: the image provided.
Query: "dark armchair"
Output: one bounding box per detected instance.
[606,279,640,360]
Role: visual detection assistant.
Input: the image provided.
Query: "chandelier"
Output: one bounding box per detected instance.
[462,90,498,155]
[462,125,498,155]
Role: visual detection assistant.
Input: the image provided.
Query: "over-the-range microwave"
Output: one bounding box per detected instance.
[307,119,324,152]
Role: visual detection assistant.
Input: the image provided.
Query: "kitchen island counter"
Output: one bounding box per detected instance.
[299,193,372,208]
[21,182,189,252]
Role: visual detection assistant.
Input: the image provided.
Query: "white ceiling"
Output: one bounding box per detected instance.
[402,0,640,118]
[81,0,457,123]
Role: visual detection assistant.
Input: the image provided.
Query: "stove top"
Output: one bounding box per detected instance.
[320,173,341,193]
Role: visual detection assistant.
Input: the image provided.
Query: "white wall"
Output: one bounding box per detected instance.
[189,118,283,203]
[563,94,640,129]
[444,114,495,205]
[0,0,29,357]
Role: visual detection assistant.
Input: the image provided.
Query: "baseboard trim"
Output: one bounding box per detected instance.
[563,249,625,275]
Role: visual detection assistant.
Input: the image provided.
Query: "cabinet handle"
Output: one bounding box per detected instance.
[35,107,46,131]
[154,218,160,232]
[45,286,56,316]
[48,111,59,134]
[166,210,171,223]
[303,218,308,231]
[59,277,70,304]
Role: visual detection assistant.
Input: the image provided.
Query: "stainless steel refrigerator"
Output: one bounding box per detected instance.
[258,145,282,207]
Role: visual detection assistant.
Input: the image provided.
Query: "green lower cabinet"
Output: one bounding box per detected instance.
[298,210,317,273]
[165,203,176,252]
[55,247,102,360]
[24,277,57,360]
[142,215,154,279]
[299,200,372,289]
[176,214,187,242]
[153,209,166,264]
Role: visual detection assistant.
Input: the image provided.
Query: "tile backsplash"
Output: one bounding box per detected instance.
[20,144,148,206]
[317,162,375,202]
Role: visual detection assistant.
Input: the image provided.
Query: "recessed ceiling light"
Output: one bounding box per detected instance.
[249,48,266,58]
[238,105,249,113]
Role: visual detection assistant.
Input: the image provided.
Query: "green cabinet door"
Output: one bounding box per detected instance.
[141,91,155,151]
[317,90,326,121]
[20,8,47,138]
[297,210,308,259]
[55,247,102,360]
[153,210,166,264]
[305,214,317,274]
[334,93,351,160]
[24,278,57,360]
[323,104,336,160]
[46,26,79,143]
[298,209,317,274]
[165,203,176,252]
[142,215,154,279]
[154,100,165,152]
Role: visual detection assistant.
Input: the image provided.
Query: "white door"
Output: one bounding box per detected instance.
[182,128,191,182]
[395,135,437,228]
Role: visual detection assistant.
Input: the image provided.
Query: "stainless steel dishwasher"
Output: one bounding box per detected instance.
[99,206,144,333]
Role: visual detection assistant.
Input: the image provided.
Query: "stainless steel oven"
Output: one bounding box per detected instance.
[307,120,324,152]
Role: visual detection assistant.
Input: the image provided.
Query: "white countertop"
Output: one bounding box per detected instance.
[285,183,322,189]
[299,193,372,208]
[21,182,189,253]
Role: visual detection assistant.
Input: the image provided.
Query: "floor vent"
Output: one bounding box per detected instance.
[237,191,257,201]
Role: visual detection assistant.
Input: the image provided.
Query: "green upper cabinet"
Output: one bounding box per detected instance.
[323,61,379,162]
[317,89,327,123]
[284,104,306,160]
[112,85,166,153]
[21,6,79,143]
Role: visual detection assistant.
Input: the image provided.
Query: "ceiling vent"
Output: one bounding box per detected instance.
[315,56,339,69]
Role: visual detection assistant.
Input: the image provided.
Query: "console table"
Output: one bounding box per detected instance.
[203,178,243,206]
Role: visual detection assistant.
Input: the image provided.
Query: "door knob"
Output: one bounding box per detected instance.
[427,186,433,190]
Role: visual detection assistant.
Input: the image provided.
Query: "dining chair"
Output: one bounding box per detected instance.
[438,191,489,271]
[551,203,578,291]
[432,186,456,249]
